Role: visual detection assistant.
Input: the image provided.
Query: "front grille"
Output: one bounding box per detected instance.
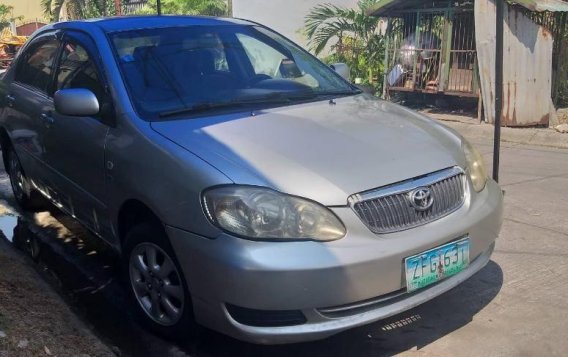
[349,167,466,234]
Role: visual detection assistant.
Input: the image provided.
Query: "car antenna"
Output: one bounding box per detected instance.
[157,0,162,15]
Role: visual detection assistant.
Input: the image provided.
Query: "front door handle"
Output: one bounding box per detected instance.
[5,94,15,107]
[40,113,55,127]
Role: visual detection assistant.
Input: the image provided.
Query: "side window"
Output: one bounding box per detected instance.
[236,33,289,77]
[15,39,60,93]
[55,42,105,100]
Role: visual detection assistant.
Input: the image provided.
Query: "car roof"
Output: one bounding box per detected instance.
[48,15,255,34]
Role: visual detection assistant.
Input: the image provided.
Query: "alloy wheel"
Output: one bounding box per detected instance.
[129,242,185,326]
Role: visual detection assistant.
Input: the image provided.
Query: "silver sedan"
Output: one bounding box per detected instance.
[0,16,502,344]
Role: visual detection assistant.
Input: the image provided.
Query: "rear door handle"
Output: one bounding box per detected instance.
[40,113,55,127]
[5,94,15,107]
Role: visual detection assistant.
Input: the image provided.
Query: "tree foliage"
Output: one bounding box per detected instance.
[137,0,228,17]
[304,0,384,92]
[41,0,228,21]
[0,4,23,29]
[41,0,122,22]
[0,4,13,29]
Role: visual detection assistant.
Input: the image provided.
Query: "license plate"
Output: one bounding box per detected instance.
[404,238,470,293]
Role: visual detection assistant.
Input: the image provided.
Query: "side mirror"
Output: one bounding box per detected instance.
[54,88,100,117]
[330,63,350,82]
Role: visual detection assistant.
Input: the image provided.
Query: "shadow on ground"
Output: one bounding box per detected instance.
[0,207,503,357]
[188,261,503,357]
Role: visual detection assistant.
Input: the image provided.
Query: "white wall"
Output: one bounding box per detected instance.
[233,0,359,52]
[3,0,47,22]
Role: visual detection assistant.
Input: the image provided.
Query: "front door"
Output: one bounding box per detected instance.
[43,32,111,238]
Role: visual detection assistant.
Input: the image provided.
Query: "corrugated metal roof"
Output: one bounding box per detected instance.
[366,0,449,16]
[513,0,568,12]
[367,0,568,16]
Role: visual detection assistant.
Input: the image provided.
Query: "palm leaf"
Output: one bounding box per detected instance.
[304,1,381,55]
[41,0,54,18]
[304,0,385,90]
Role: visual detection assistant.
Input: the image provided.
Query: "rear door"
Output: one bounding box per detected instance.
[43,31,112,238]
[6,32,61,196]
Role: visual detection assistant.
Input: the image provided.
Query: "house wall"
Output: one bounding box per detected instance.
[16,22,48,36]
[232,0,359,52]
[2,0,47,23]
[476,0,554,126]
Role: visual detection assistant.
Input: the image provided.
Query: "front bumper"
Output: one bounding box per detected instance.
[168,179,503,344]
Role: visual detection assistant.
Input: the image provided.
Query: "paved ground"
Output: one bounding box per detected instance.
[0,120,567,356]
[423,109,568,149]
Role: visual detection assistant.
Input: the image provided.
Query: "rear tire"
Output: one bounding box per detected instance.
[6,146,45,210]
[123,222,198,340]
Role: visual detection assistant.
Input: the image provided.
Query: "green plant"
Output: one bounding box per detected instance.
[41,0,123,22]
[0,4,22,29]
[136,0,228,16]
[304,0,384,93]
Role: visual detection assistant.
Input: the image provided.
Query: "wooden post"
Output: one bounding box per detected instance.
[114,0,122,16]
[411,11,421,90]
[440,8,453,92]
[473,56,482,122]
[382,19,390,99]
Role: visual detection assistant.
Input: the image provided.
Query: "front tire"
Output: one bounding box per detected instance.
[123,222,197,339]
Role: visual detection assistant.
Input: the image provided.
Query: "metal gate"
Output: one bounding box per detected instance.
[384,7,478,98]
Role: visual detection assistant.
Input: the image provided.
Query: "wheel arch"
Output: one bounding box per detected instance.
[116,198,163,248]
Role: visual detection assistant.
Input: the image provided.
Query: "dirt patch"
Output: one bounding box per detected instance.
[0,220,114,357]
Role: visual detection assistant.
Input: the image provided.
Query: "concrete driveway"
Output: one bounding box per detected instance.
[0,124,566,356]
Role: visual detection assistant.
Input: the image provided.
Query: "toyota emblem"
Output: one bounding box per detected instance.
[409,187,434,211]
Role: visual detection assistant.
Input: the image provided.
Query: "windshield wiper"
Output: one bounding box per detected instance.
[315,89,363,97]
[159,92,319,118]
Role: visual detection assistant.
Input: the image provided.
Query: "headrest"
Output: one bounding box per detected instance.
[132,46,157,61]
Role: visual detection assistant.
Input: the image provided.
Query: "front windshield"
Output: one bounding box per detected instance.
[109,25,357,120]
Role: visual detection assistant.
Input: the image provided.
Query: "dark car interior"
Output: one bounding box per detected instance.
[113,26,330,118]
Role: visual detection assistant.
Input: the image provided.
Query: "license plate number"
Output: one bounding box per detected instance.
[404,238,470,293]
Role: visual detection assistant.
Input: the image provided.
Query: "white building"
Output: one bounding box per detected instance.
[232,0,359,51]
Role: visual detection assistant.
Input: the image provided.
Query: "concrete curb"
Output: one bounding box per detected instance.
[425,115,568,150]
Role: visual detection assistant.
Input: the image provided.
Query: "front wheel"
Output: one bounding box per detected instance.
[123,222,197,339]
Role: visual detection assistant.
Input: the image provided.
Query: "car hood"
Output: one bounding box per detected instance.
[151,94,465,206]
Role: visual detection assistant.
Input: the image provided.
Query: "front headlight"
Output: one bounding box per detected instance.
[462,140,487,192]
[202,186,346,241]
